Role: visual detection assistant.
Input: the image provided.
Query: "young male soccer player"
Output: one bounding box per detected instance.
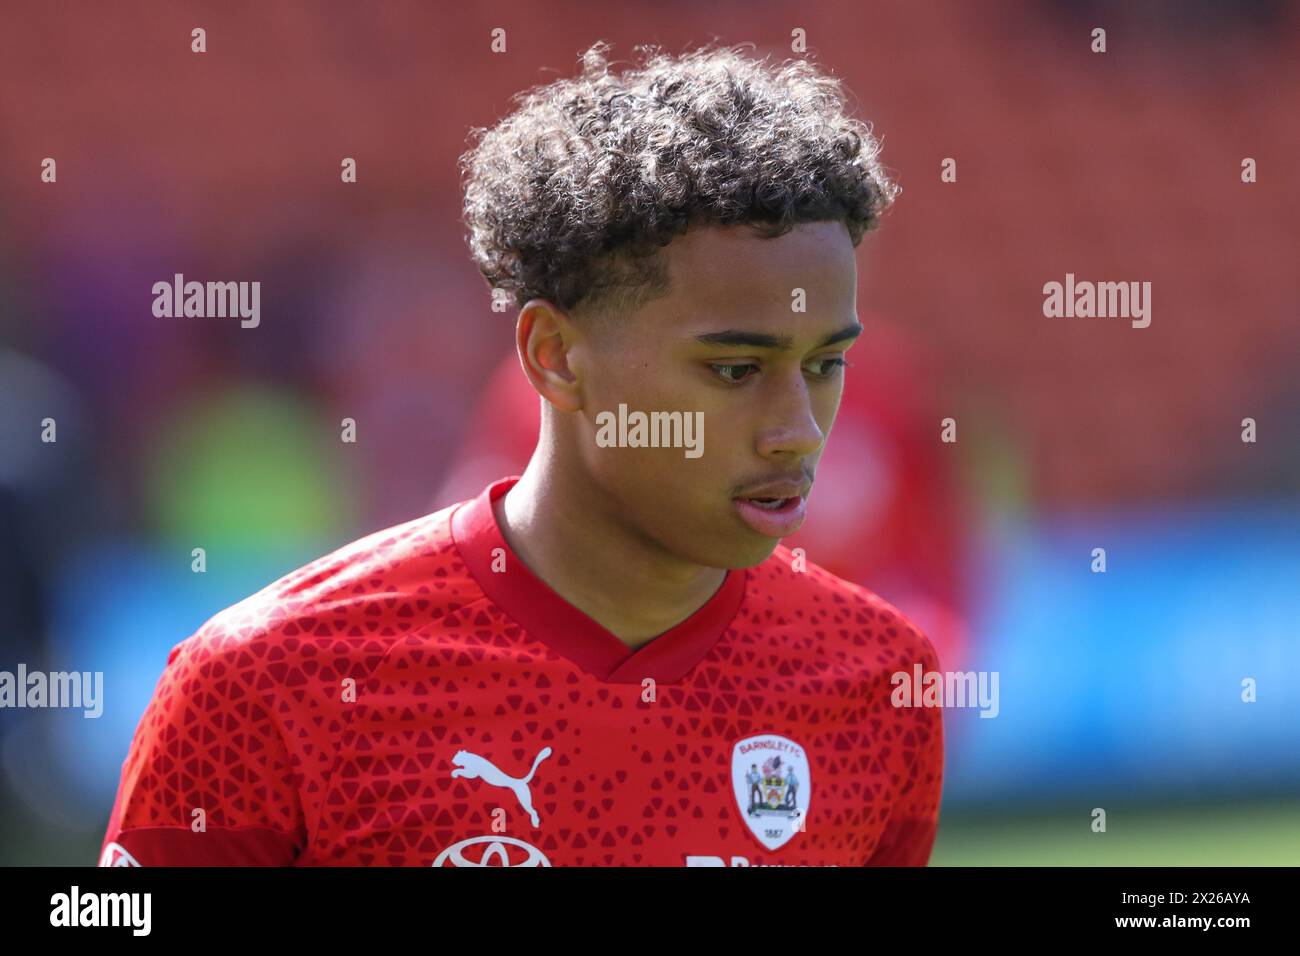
[100,42,943,867]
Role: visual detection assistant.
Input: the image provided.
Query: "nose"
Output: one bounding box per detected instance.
[753,372,825,461]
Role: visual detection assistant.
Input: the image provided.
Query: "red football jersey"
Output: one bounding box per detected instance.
[99,476,944,867]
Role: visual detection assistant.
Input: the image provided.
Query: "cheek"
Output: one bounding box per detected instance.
[578,350,739,492]
[581,327,660,387]
[585,365,644,407]
[588,438,725,515]
[585,358,702,426]
[814,383,845,433]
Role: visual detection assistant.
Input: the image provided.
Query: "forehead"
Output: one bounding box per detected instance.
[653,220,858,328]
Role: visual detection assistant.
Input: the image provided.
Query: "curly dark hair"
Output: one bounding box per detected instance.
[459,40,898,320]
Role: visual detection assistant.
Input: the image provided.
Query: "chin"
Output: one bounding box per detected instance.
[691,535,781,571]
[732,539,783,569]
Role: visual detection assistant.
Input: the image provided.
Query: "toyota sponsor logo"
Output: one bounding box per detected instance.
[432,836,551,867]
[98,842,142,867]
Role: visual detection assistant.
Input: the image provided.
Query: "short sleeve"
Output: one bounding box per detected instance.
[98,632,306,866]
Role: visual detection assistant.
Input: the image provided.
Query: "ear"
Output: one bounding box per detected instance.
[516,298,584,414]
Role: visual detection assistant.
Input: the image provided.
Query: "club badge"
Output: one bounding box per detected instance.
[731,733,811,851]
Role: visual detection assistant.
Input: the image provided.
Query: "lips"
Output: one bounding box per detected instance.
[732,478,810,538]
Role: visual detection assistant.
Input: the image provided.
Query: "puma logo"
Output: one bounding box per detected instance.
[450,747,553,828]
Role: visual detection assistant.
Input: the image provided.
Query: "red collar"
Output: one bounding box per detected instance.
[450,477,747,684]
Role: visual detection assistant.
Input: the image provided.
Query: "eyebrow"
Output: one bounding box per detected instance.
[694,323,863,351]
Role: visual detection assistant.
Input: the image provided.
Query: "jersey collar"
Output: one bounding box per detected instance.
[450,476,747,684]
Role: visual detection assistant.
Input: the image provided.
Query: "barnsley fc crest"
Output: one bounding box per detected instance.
[731,733,811,851]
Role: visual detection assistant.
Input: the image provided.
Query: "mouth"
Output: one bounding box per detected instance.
[732,493,808,538]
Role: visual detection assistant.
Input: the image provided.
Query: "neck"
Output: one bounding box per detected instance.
[496,443,727,650]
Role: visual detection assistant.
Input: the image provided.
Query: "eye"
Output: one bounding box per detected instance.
[805,356,849,377]
[710,363,758,384]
